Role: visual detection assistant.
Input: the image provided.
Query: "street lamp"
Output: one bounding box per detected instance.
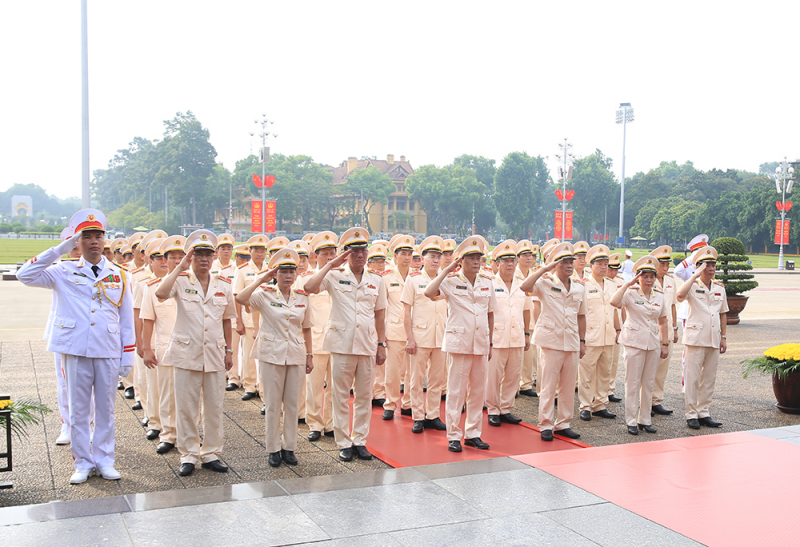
[249,115,278,234]
[616,102,634,244]
[774,157,794,270]
[555,138,574,240]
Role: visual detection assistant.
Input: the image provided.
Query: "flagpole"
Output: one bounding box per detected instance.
[81,0,90,208]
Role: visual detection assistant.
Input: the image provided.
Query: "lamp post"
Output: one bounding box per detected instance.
[555,138,574,240]
[616,103,634,244]
[775,157,795,270]
[249,115,277,234]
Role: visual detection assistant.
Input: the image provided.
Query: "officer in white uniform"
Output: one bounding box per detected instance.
[17,209,135,484]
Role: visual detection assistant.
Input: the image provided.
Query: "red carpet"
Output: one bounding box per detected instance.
[364,400,587,468]
[513,432,800,547]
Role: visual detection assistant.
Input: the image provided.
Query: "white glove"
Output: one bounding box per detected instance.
[120,366,132,377]
[55,234,81,255]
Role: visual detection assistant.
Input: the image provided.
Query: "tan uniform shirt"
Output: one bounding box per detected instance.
[139,277,177,359]
[438,271,499,355]
[491,272,532,348]
[164,273,237,372]
[682,279,729,348]
[400,269,447,348]
[233,261,263,328]
[249,286,312,365]
[320,265,388,356]
[211,260,236,282]
[381,266,408,342]
[517,266,539,330]
[583,275,618,347]
[619,286,667,351]
[657,274,677,329]
[133,271,154,310]
[295,270,331,354]
[531,274,588,352]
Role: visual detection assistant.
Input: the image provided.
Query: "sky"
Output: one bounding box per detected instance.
[2,1,799,200]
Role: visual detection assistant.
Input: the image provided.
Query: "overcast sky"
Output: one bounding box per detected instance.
[2,1,799,200]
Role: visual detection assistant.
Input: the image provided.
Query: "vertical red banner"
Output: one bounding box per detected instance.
[565,211,573,240]
[265,201,276,233]
[554,211,563,239]
[251,200,262,233]
[775,220,790,245]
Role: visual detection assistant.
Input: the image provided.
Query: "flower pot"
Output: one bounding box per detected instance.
[726,295,749,325]
[773,371,800,414]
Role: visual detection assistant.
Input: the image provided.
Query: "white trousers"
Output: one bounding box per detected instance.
[331,353,376,449]
[623,346,659,427]
[174,368,225,465]
[260,361,301,453]
[157,365,177,444]
[54,352,69,425]
[63,355,118,471]
[445,353,487,441]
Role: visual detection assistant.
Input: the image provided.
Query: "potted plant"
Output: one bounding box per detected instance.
[0,394,52,441]
[742,344,800,414]
[711,236,758,325]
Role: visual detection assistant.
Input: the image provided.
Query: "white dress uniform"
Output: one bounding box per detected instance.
[17,217,135,476]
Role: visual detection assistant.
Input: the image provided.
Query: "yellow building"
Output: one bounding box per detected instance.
[331,154,427,235]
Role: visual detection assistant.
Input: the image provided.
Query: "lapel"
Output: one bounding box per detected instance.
[202,275,216,303]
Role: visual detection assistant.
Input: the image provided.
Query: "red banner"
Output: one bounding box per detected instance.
[251,200,262,233]
[775,220,790,245]
[554,211,574,240]
[265,201,276,233]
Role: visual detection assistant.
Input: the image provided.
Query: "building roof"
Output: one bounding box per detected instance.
[330,156,414,186]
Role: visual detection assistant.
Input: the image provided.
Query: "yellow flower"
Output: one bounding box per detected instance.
[0,400,11,410]
[764,343,800,362]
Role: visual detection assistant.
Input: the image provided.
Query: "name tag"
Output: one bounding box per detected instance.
[214,292,225,297]
[635,300,645,305]
[390,283,400,287]
[653,303,660,307]
[368,284,377,290]
[551,287,561,293]
[480,287,489,291]
[247,273,255,277]
[418,284,427,289]
[185,289,198,295]
[588,289,598,294]
[696,289,705,293]
[339,280,351,285]
[270,302,283,308]
[456,285,468,290]
[496,288,505,292]
[714,293,721,296]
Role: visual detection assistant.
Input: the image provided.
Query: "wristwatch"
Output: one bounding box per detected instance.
[225,348,233,354]
[673,326,679,331]
[721,335,727,339]
[377,342,387,348]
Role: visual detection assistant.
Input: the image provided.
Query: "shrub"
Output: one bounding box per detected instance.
[711,236,758,296]
[0,223,11,234]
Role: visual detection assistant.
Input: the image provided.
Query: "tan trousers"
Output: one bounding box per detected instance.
[260,361,301,453]
[157,365,176,444]
[331,353,376,449]
[608,343,621,396]
[486,347,524,416]
[306,353,333,433]
[410,347,446,421]
[445,353,487,441]
[538,348,578,431]
[578,345,614,412]
[623,346,659,427]
[144,364,161,431]
[519,344,539,391]
[134,353,147,407]
[298,374,306,420]
[652,338,673,406]
[226,328,241,386]
[174,367,225,465]
[241,327,257,394]
[383,340,411,411]
[684,345,720,420]
[373,355,387,400]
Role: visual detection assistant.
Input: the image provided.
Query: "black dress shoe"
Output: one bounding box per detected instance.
[541,430,554,441]
[687,418,701,430]
[488,415,501,427]
[592,409,617,419]
[627,426,639,435]
[141,417,149,427]
[241,392,258,401]
[448,440,462,452]
[371,398,386,408]
[638,424,657,433]
[651,404,674,415]
[324,430,334,437]
[519,389,538,397]
[651,410,655,417]
[499,413,523,424]
[124,387,135,399]
[423,418,446,430]
[354,445,373,460]
[400,383,404,393]
[441,394,447,401]
[608,394,622,403]
[201,460,229,473]
[412,420,424,433]
[554,428,581,439]
[308,431,322,442]
[260,406,265,415]
[118,381,124,390]
[464,437,490,450]
[156,442,174,454]
[131,401,142,411]
[178,463,195,476]
[580,410,592,421]
[268,452,282,467]
[699,417,722,428]
[339,447,354,461]
[145,429,161,440]
[382,409,394,420]
[225,383,239,391]
[281,450,298,465]
[400,408,412,416]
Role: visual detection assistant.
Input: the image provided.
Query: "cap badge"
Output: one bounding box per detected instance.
[324,235,330,240]
[175,239,180,245]
[284,252,290,258]
[201,234,208,241]
[472,240,477,245]
[87,214,96,222]
[354,232,360,238]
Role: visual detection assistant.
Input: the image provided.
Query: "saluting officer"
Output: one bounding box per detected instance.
[303,228,388,462]
[401,236,448,433]
[425,237,498,453]
[155,230,236,477]
[605,252,625,403]
[577,245,619,422]
[367,243,390,406]
[486,241,531,427]
[140,236,186,454]
[676,246,728,430]
[516,240,540,398]
[651,245,678,416]
[18,209,135,484]
[519,242,587,442]
[674,233,710,388]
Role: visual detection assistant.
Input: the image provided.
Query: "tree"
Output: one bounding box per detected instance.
[454,154,497,233]
[264,155,334,231]
[106,198,163,232]
[344,165,394,233]
[493,152,550,238]
[568,150,619,239]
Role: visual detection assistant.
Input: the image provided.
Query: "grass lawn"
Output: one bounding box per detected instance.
[0,239,58,264]
[608,248,799,269]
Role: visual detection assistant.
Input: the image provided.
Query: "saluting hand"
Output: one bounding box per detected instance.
[179,248,195,272]
[628,271,643,287]
[258,266,280,285]
[693,263,707,279]
[443,256,462,274]
[328,249,351,269]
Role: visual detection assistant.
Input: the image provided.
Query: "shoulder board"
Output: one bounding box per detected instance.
[627,284,639,290]
[369,269,387,276]
[713,280,725,286]
[409,271,422,276]
[301,270,314,276]
[179,272,191,277]
[257,269,269,275]
[573,279,585,285]
[331,267,345,271]
[480,272,493,279]
[113,261,129,270]
[61,257,79,261]
[665,272,674,278]
[217,275,231,284]
[265,286,277,291]
[654,286,663,293]
[132,266,145,274]
[447,272,460,277]
[295,289,308,296]
[146,277,163,286]
[220,264,232,269]
[238,263,249,269]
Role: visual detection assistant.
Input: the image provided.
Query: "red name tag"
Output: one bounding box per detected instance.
[295,304,305,308]
[214,292,225,297]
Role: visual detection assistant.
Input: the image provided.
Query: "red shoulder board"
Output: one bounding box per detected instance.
[217,275,231,284]
[265,286,277,291]
[447,272,460,277]
[301,270,314,276]
[238,263,249,269]
[146,277,162,286]
[132,266,145,274]
[295,289,308,296]
[369,269,387,276]
[574,279,585,285]
[179,272,191,277]
[480,272,493,279]
[409,271,422,277]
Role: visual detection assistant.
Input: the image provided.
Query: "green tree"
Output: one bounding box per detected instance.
[106,198,163,233]
[568,150,619,239]
[493,152,550,238]
[344,165,394,233]
[264,155,335,231]
[454,154,497,233]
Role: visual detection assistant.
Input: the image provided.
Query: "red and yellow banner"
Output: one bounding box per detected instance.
[251,200,262,233]
[775,220,790,245]
[265,201,276,233]
[555,211,573,240]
